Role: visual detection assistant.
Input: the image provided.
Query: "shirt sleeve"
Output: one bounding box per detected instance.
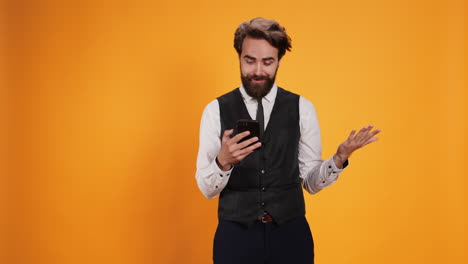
[195,100,233,199]
[298,96,347,194]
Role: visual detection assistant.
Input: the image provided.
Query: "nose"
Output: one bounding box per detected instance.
[255,63,263,76]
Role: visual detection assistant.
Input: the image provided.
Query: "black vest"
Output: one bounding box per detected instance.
[217,87,305,226]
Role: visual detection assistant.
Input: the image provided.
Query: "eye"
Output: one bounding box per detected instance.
[246,59,254,64]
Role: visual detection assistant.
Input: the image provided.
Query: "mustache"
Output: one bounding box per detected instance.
[248,75,269,81]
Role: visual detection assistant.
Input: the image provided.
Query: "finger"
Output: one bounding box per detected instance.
[222,129,234,142]
[362,125,374,134]
[230,131,251,144]
[362,137,379,147]
[362,125,375,135]
[238,136,259,149]
[362,128,382,143]
[236,142,262,156]
[370,128,382,136]
[348,129,357,140]
[245,142,262,152]
[237,142,262,160]
[358,125,369,134]
[364,124,374,131]
[353,126,369,141]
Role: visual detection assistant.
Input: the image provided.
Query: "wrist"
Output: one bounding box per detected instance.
[216,157,231,171]
[333,153,348,169]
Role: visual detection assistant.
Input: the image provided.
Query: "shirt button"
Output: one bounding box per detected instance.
[328,165,332,169]
[215,185,218,188]
[219,173,223,177]
[322,181,325,184]
[227,173,230,176]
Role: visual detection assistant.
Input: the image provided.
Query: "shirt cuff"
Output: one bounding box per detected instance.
[324,156,348,178]
[210,159,233,189]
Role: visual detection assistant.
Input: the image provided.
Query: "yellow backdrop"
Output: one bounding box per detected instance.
[4,0,467,263]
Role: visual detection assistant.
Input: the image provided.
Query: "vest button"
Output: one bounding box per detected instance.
[261,169,265,174]
[261,187,266,192]
[261,202,265,206]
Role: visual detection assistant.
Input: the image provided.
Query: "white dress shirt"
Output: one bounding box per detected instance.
[196,84,345,199]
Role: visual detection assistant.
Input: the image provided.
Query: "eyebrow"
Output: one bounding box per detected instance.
[243,55,276,61]
[262,57,275,61]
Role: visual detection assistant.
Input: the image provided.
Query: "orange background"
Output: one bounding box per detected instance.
[3,0,467,263]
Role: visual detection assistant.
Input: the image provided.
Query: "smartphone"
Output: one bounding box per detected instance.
[236,119,261,144]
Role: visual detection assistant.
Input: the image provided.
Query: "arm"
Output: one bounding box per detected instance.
[298,97,381,194]
[195,100,232,199]
[195,100,261,198]
[298,97,345,194]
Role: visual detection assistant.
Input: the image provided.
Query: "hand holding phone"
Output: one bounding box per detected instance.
[216,120,261,171]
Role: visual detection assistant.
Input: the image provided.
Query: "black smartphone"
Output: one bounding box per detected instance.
[236,119,261,144]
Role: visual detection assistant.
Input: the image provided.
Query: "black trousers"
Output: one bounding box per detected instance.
[213,216,314,264]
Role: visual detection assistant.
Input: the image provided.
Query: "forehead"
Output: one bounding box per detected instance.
[241,36,278,59]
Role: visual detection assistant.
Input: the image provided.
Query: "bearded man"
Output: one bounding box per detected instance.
[195,17,381,264]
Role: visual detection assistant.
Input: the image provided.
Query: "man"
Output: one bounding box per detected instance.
[196,17,381,264]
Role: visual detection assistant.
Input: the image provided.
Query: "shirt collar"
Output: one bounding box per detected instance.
[239,83,278,104]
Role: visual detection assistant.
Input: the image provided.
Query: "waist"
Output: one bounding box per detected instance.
[225,182,300,192]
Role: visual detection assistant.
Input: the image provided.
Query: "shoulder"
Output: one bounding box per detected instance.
[299,96,316,112]
[202,99,219,117]
[299,96,318,122]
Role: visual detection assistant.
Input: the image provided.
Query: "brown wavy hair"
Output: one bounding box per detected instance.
[234,17,292,60]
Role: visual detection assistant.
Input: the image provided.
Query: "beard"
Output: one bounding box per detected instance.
[241,70,277,100]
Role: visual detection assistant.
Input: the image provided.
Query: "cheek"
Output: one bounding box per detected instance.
[240,64,254,76]
[266,66,278,77]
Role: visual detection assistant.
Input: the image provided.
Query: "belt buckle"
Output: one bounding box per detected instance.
[260,213,273,223]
